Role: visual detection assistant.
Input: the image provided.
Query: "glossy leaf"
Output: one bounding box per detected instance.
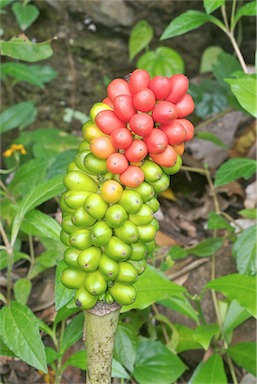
[196,131,227,148]
[222,300,252,334]
[121,265,185,313]
[214,158,257,186]
[60,312,84,353]
[207,211,233,231]
[174,324,202,353]
[232,2,257,29]
[114,323,138,372]
[204,0,225,14]
[225,77,257,117]
[137,46,184,78]
[189,354,227,384]
[1,63,57,87]
[206,274,257,318]
[232,225,257,275]
[193,324,219,350]
[0,301,47,372]
[189,238,223,257]
[55,260,76,311]
[133,337,187,384]
[129,20,153,60]
[22,209,61,241]
[227,342,257,375]
[160,11,214,40]
[12,2,39,30]
[200,46,224,73]
[14,278,32,305]
[0,101,36,133]
[0,36,53,62]
[158,294,199,323]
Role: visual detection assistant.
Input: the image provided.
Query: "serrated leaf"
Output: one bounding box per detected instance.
[133,337,187,384]
[14,278,32,305]
[222,300,251,334]
[200,46,224,73]
[189,237,223,257]
[204,0,225,14]
[160,11,214,40]
[12,2,39,31]
[227,342,257,376]
[0,101,36,133]
[0,36,53,62]
[206,274,257,318]
[22,209,61,241]
[193,324,220,350]
[196,131,227,148]
[189,354,227,384]
[214,158,257,187]
[225,77,257,117]
[137,46,184,78]
[232,225,257,275]
[0,301,47,372]
[233,2,257,29]
[114,323,138,372]
[121,265,185,313]
[60,312,84,353]
[1,63,57,87]
[55,260,76,311]
[207,211,234,231]
[129,20,153,61]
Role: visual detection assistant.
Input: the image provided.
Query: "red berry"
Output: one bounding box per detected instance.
[175,94,195,118]
[148,76,172,100]
[120,165,144,188]
[159,120,187,145]
[129,69,150,94]
[129,113,154,137]
[143,129,168,154]
[106,153,129,174]
[102,97,114,109]
[178,118,194,141]
[111,128,133,149]
[150,145,177,167]
[113,95,136,122]
[133,88,156,113]
[95,110,126,135]
[125,140,148,162]
[166,74,189,103]
[107,78,131,101]
[152,101,178,124]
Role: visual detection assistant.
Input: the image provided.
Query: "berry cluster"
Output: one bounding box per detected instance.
[60,69,195,310]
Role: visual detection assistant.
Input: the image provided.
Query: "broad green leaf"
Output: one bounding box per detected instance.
[232,225,257,275]
[225,77,257,117]
[174,324,202,353]
[28,250,60,279]
[222,300,252,334]
[121,265,185,312]
[206,274,257,318]
[207,211,234,231]
[158,294,199,323]
[0,250,30,270]
[193,324,220,350]
[45,347,61,364]
[0,36,53,62]
[239,208,257,219]
[200,46,224,73]
[12,2,39,30]
[1,63,57,87]
[13,278,31,305]
[55,260,76,311]
[227,342,257,376]
[212,52,241,89]
[168,245,187,260]
[0,337,16,357]
[189,354,227,384]
[214,158,257,187]
[0,301,47,372]
[54,305,79,326]
[114,323,138,372]
[232,2,257,29]
[160,11,215,40]
[196,131,227,148]
[46,150,77,179]
[0,0,14,8]
[60,312,84,353]
[129,20,153,61]
[0,101,36,133]
[189,238,223,257]
[133,337,187,384]
[112,358,130,379]
[137,46,184,78]
[11,175,65,245]
[204,0,225,14]
[22,209,61,241]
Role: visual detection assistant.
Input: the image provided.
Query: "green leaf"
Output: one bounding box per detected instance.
[227,342,257,376]
[174,324,202,353]
[193,324,220,350]
[54,305,79,326]
[225,77,257,117]
[200,46,224,73]
[12,2,39,30]
[239,208,257,220]
[0,337,16,357]
[0,0,15,8]
[222,300,252,334]
[45,347,61,364]
[160,11,214,40]
[13,278,32,305]
[1,63,57,87]
[133,337,187,384]
[0,250,30,270]
[28,250,60,279]
[137,46,184,78]
[60,312,84,353]
[114,323,138,372]
[212,52,241,89]
[121,265,185,313]
[204,0,225,14]
[189,238,223,257]
[232,2,257,29]
[158,294,199,323]
[207,212,234,231]
[0,301,47,372]
[112,358,130,379]
[22,209,61,241]
[168,245,187,260]
[55,260,76,311]
[196,131,227,148]
[0,36,53,62]
[214,158,257,187]
[232,225,257,275]
[129,20,154,61]
[206,274,257,318]
[0,101,36,133]
[46,150,77,179]
[11,175,65,245]
[189,354,227,384]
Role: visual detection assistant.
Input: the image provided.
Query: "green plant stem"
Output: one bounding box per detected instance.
[194,297,207,326]
[152,303,170,344]
[194,108,233,133]
[54,320,66,384]
[84,301,121,384]
[27,234,35,278]
[0,221,13,305]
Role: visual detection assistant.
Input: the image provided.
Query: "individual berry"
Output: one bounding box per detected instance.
[150,145,177,167]
[129,113,154,137]
[152,100,178,124]
[159,120,187,145]
[149,76,172,100]
[90,136,116,159]
[143,128,168,154]
[133,88,156,112]
[106,153,129,174]
[124,140,148,163]
[129,69,150,94]
[95,110,126,135]
[111,127,133,149]
[120,165,144,188]
[113,94,136,122]
[175,94,195,118]
[107,78,131,101]
[178,118,195,141]
[166,74,189,103]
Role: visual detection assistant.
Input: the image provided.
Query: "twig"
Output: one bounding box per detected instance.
[166,258,209,280]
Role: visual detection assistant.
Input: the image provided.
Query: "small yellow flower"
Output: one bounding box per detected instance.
[3,144,27,158]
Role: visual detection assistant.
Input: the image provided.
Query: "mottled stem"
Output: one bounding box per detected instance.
[84,301,121,384]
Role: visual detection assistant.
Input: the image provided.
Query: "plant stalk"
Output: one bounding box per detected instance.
[84,301,121,384]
